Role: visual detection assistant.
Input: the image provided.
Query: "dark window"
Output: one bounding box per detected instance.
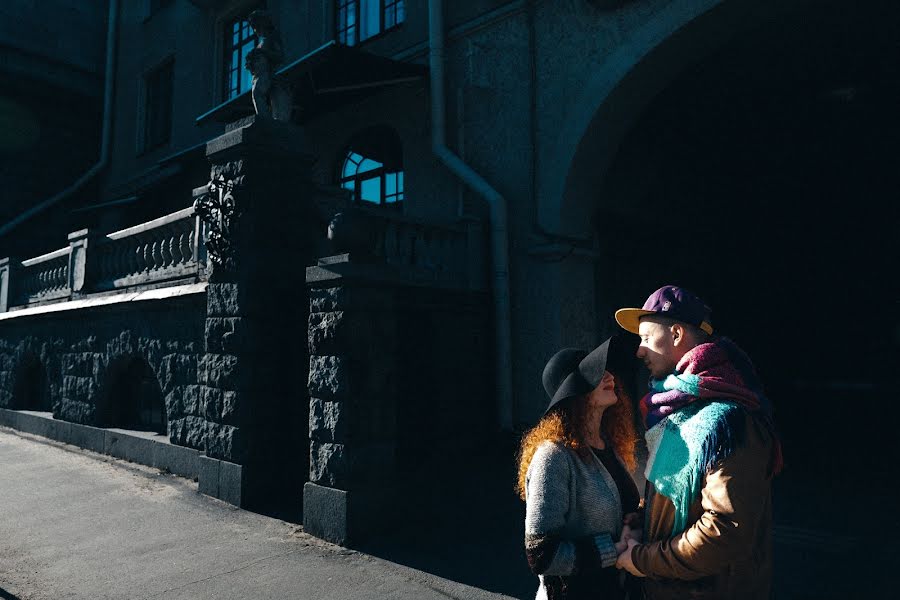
[144,60,174,151]
[337,0,405,46]
[224,9,261,100]
[339,127,404,206]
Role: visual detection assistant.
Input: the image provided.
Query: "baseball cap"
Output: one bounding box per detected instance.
[615,285,714,335]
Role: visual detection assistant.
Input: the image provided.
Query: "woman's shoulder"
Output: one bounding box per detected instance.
[530,440,574,469]
[526,440,576,491]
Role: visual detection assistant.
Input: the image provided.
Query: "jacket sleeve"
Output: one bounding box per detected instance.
[524,443,617,576]
[631,416,772,580]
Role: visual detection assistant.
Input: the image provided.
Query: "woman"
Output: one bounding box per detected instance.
[518,336,642,600]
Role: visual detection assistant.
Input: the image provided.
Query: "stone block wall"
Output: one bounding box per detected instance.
[304,261,492,543]
[0,294,207,446]
[307,286,401,491]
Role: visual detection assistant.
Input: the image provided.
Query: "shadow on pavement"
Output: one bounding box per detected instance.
[356,434,535,600]
[0,587,22,600]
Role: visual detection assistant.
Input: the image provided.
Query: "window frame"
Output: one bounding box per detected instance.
[336,0,406,47]
[339,149,404,208]
[138,57,175,155]
[222,7,262,102]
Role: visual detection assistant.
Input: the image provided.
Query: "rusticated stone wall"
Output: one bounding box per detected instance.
[0,294,206,439]
[304,258,492,544]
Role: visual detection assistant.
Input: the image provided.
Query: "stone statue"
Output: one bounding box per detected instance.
[246,10,291,120]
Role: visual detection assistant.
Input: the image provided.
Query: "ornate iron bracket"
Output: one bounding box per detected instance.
[194,175,241,271]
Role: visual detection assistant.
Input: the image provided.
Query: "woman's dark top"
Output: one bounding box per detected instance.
[592,446,641,515]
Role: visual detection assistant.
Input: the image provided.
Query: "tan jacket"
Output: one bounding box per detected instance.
[631,413,775,600]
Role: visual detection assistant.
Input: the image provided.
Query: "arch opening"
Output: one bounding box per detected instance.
[12,353,50,412]
[98,356,167,435]
[579,0,898,566]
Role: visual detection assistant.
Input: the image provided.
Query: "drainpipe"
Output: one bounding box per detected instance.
[429,0,514,431]
[0,0,119,239]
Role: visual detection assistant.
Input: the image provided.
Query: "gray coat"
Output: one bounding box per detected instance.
[525,441,626,599]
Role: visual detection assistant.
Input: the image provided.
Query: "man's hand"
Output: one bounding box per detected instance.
[615,539,646,577]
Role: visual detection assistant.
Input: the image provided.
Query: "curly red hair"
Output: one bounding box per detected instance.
[516,377,638,500]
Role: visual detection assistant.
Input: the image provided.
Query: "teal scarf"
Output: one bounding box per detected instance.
[644,400,745,535]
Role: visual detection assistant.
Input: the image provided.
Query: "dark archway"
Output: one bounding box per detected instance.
[98,356,166,435]
[12,353,50,411]
[590,1,897,595]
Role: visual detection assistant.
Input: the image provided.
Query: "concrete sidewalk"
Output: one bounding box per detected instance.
[0,428,521,600]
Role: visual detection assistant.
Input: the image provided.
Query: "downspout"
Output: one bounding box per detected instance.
[428,0,514,431]
[0,0,119,239]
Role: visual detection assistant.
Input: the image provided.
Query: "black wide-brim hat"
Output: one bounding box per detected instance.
[541,335,636,416]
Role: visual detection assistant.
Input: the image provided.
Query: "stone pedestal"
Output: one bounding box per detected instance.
[303,262,400,543]
[0,258,19,312]
[303,254,491,544]
[192,116,321,510]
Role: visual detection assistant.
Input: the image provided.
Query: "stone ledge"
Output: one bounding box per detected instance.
[0,408,246,508]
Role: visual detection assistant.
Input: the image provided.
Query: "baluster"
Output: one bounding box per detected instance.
[448,231,460,279]
[384,223,399,265]
[395,224,410,265]
[372,225,385,260]
[115,242,128,279]
[153,240,163,271]
[179,230,191,265]
[160,233,172,269]
[170,233,178,266]
[414,227,428,269]
[428,231,441,272]
[403,225,416,266]
[129,240,141,276]
[140,241,150,272]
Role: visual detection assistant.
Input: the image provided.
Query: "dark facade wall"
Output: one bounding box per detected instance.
[306,277,492,538]
[0,0,107,91]
[0,295,206,445]
[0,1,108,251]
[103,0,518,206]
[106,1,221,197]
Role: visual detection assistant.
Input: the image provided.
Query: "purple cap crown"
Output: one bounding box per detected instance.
[615,285,713,335]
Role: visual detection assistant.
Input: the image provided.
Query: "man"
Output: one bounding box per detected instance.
[613,285,782,599]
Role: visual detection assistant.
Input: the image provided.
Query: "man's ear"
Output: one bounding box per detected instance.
[670,323,686,347]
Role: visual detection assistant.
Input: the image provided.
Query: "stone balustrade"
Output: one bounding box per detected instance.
[351,206,486,291]
[95,207,205,291]
[18,247,70,303]
[0,207,206,312]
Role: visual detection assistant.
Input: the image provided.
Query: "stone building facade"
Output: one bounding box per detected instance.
[1,0,897,594]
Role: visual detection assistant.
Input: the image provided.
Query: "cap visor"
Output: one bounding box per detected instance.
[615,308,655,334]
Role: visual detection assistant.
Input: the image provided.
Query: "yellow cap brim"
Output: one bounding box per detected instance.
[615,308,655,334]
[615,308,715,335]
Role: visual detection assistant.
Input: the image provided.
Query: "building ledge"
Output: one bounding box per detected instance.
[196,41,427,126]
[0,281,208,322]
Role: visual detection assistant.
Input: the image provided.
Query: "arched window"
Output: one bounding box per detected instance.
[339,127,404,207]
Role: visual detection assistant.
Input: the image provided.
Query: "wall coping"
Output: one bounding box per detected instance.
[0,282,208,322]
